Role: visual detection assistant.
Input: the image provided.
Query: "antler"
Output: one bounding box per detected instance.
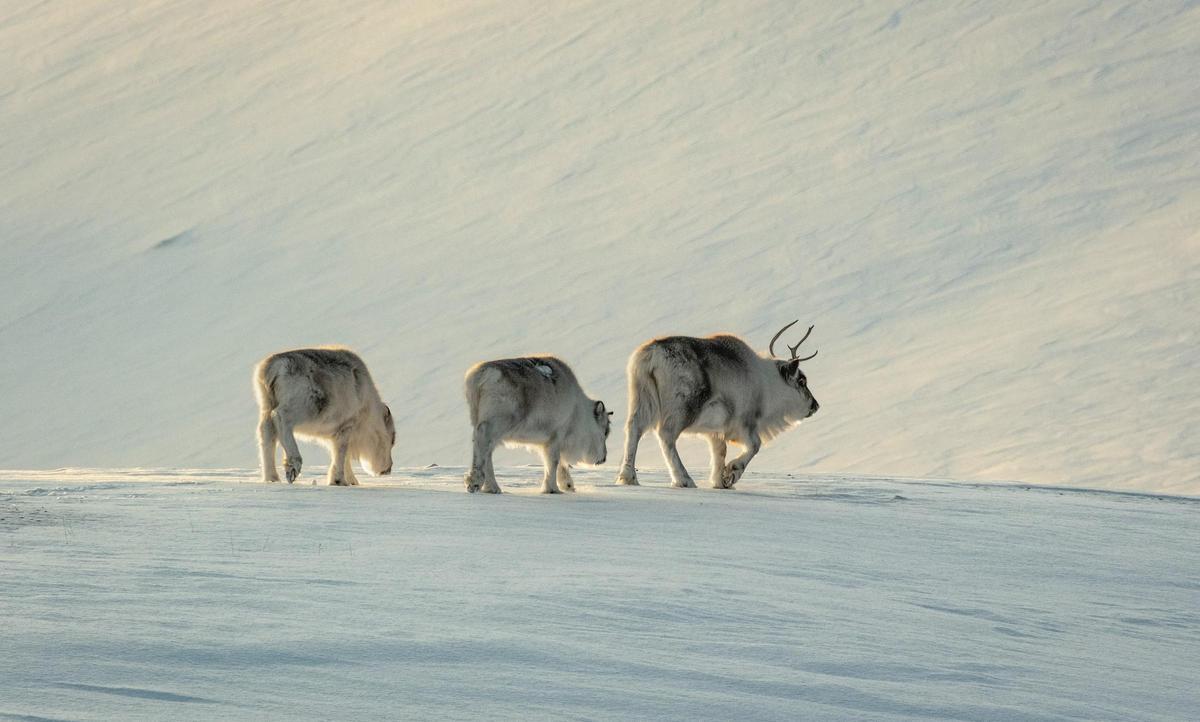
[769,320,798,358]
[788,324,817,362]
[769,320,817,362]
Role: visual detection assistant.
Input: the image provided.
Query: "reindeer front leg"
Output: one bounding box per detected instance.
[721,428,761,489]
[707,435,728,489]
[541,445,563,494]
[329,436,351,486]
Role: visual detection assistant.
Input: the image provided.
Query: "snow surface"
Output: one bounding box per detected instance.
[1,2,1199,493]
[2,469,1197,720]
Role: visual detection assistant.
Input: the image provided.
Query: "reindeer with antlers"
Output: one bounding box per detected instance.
[614,321,820,489]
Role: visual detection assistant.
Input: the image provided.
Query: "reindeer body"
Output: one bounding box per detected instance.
[254,348,395,485]
[464,356,611,494]
[615,323,819,489]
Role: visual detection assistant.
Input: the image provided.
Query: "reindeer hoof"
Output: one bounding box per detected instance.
[721,463,744,488]
[616,473,639,486]
[285,458,302,483]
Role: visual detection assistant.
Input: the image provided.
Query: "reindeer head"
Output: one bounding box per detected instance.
[359,403,396,476]
[769,320,820,420]
[586,399,613,465]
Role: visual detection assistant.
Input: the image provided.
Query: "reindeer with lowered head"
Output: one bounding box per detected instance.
[615,321,819,489]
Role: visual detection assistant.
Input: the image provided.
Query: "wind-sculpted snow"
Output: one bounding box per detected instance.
[1,0,1198,494]
[1,469,1196,720]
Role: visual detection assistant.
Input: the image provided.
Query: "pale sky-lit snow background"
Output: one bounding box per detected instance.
[2,0,1198,494]
[3,2,1200,720]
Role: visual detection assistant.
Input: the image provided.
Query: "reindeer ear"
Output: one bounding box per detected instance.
[383,404,392,422]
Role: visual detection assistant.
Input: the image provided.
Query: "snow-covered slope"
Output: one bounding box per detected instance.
[2,0,1198,493]
[3,469,1197,720]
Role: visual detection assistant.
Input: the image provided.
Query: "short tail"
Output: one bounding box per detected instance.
[626,345,662,430]
[253,355,286,412]
[464,365,487,427]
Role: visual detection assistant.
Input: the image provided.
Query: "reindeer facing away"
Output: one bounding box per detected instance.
[615,321,819,489]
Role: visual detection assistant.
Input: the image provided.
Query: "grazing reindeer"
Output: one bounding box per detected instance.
[615,321,819,489]
[254,348,394,486]
[464,357,611,494]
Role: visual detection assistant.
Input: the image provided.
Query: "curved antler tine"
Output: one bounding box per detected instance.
[786,324,815,359]
[768,319,800,358]
[793,349,818,363]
